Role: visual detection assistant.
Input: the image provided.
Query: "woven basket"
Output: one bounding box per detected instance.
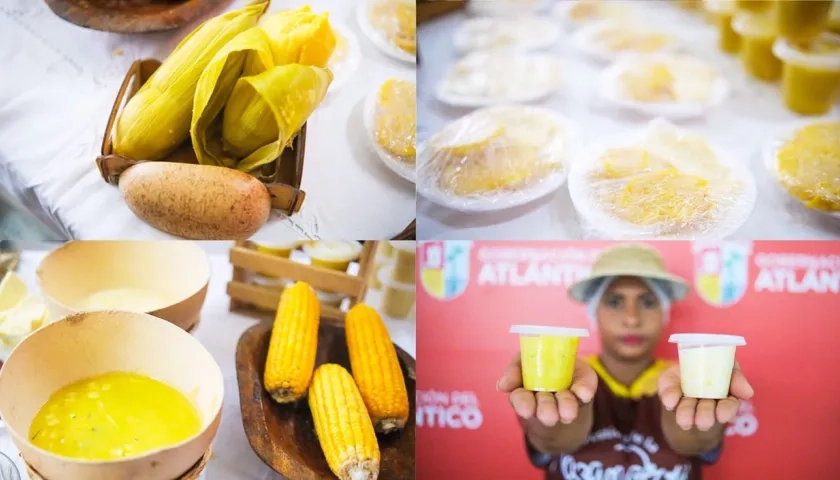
[24,448,211,480]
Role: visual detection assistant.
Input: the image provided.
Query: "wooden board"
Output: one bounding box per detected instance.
[43,0,225,33]
[236,321,416,480]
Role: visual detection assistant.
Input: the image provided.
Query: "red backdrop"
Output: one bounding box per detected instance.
[415,241,840,479]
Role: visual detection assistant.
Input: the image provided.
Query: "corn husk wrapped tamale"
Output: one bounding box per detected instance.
[259,6,337,67]
[221,65,333,171]
[113,1,270,161]
[190,5,335,172]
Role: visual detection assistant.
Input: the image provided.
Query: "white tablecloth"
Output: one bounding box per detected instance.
[416,1,840,240]
[0,0,416,241]
[0,242,416,480]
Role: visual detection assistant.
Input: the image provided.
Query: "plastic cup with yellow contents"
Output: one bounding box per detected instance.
[669,333,746,399]
[510,325,590,392]
[774,33,840,116]
[303,241,363,272]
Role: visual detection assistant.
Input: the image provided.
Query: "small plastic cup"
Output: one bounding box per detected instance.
[377,241,395,259]
[253,240,303,258]
[369,261,392,290]
[669,333,746,399]
[379,266,415,319]
[775,0,833,41]
[774,34,840,116]
[510,325,590,392]
[303,241,363,272]
[389,241,416,285]
[736,0,772,13]
[733,11,783,81]
[705,0,740,54]
[316,290,344,308]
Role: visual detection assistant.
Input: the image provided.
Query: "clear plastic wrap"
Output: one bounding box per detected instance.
[326,20,361,94]
[571,21,680,62]
[568,119,757,239]
[417,105,577,212]
[763,120,840,218]
[364,79,417,183]
[453,17,560,53]
[435,51,563,107]
[553,0,637,30]
[358,0,416,63]
[597,53,730,119]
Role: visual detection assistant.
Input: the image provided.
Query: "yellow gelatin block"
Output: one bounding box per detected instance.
[520,335,579,392]
[716,13,741,54]
[782,63,840,115]
[29,372,202,461]
[776,0,833,41]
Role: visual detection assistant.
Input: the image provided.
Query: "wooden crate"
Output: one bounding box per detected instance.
[227,241,378,324]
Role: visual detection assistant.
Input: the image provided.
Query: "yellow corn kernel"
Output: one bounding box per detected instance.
[309,364,380,480]
[263,281,320,403]
[345,304,409,434]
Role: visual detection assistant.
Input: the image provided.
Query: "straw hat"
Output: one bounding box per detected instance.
[568,244,689,303]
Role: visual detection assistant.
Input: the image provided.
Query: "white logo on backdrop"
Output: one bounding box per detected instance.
[753,252,840,294]
[556,428,690,480]
[476,247,601,287]
[726,400,758,438]
[416,390,483,430]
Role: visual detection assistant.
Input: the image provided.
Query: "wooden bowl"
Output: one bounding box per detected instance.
[0,311,224,480]
[36,241,210,331]
[42,0,226,34]
[236,321,416,480]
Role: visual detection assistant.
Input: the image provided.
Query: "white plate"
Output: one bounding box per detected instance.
[762,118,840,220]
[571,21,680,63]
[453,17,560,53]
[327,19,362,94]
[567,126,758,239]
[435,51,562,108]
[416,108,578,213]
[363,86,417,184]
[356,0,416,64]
[597,54,731,119]
[467,0,553,16]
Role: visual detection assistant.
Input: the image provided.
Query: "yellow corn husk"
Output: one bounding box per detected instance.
[113,1,269,161]
[221,64,332,170]
[259,6,337,68]
[345,303,409,434]
[375,79,416,159]
[263,281,320,403]
[309,364,380,480]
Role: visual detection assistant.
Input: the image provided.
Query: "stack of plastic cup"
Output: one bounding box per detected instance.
[510,325,590,392]
[370,242,395,290]
[668,333,747,399]
[378,241,416,320]
[250,241,304,291]
[302,241,363,308]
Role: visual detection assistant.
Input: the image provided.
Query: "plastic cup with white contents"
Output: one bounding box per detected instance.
[510,325,590,392]
[669,333,746,399]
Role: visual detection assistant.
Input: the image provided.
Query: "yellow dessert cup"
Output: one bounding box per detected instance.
[253,241,303,258]
[510,325,590,392]
[706,0,741,53]
[303,241,363,273]
[775,0,832,41]
[774,34,840,115]
[379,266,415,319]
[736,0,772,13]
[390,241,417,285]
[669,333,746,399]
[733,11,783,81]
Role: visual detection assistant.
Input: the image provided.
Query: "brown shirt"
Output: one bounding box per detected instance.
[527,356,717,480]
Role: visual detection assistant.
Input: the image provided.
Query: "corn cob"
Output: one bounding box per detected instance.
[345,304,409,434]
[309,364,380,480]
[113,1,269,161]
[264,281,320,403]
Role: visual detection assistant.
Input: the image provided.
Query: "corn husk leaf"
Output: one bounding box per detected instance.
[223,64,333,172]
[191,27,276,168]
[259,6,337,68]
[113,1,269,161]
